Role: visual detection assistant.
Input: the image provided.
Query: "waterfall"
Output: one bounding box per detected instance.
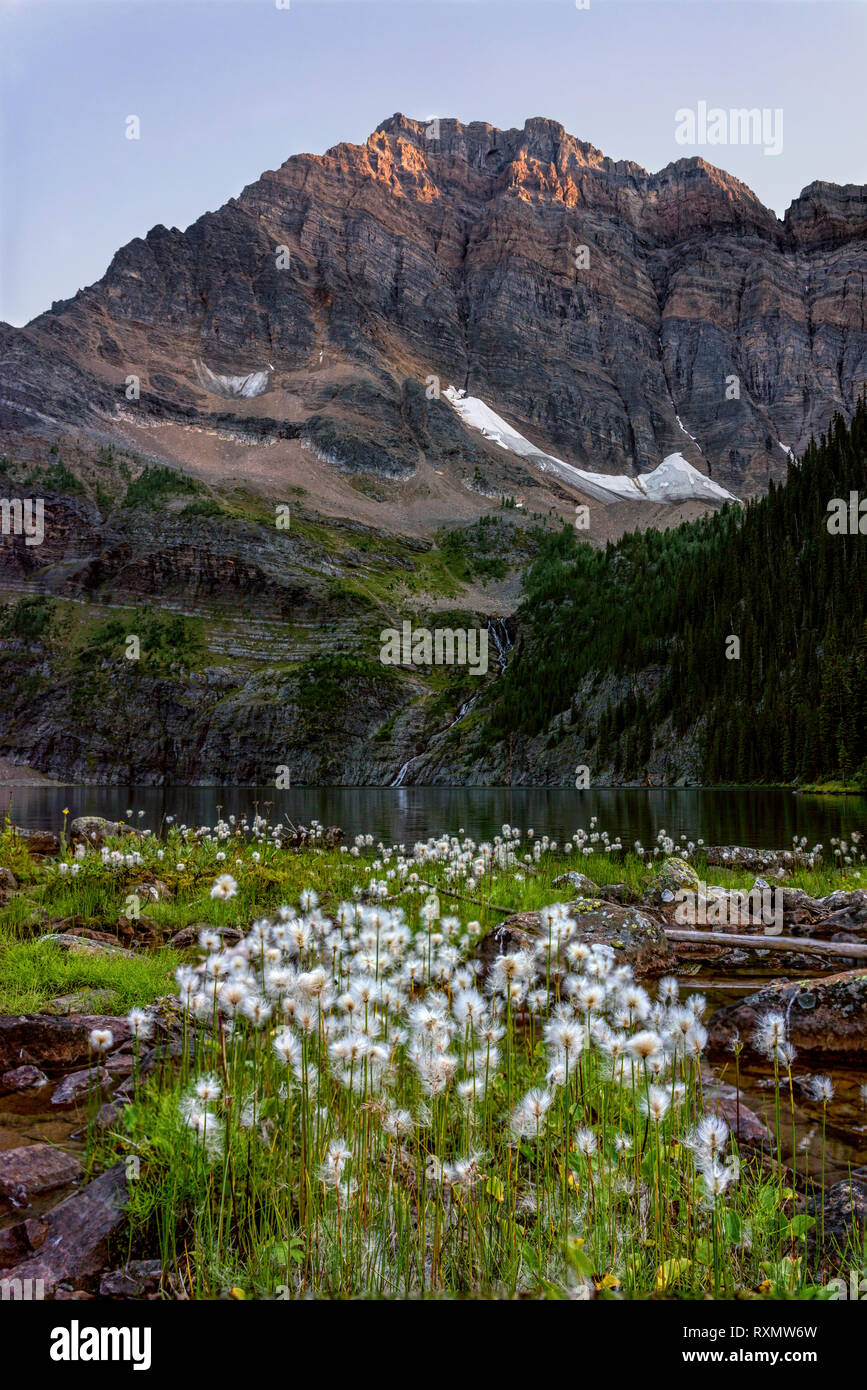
[488,616,513,672]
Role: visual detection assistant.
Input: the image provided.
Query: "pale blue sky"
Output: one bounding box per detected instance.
[2,0,865,325]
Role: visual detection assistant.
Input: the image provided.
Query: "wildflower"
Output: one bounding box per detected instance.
[319,1139,352,1188]
[658,977,679,1005]
[381,1108,414,1138]
[444,1153,485,1190]
[754,1011,787,1058]
[210,873,238,901]
[808,1075,835,1104]
[573,1128,597,1158]
[544,1018,584,1060]
[627,1030,663,1063]
[194,1074,222,1103]
[688,1114,729,1163]
[701,1159,738,1203]
[126,1008,153,1042]
[273,1028,302,1069]
[218,980,249,1014]
[640,1085,671,1123]
[89,1028,113,1054]
[510,1088,554,1137]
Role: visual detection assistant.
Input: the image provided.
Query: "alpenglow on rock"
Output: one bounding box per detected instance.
[2,114,866,498]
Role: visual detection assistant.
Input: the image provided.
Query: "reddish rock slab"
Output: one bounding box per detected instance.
[707,969,867,1061]
[0,1064,48,1095]
[0,1015,130,1072]
[0,1143,83,1204]
[1,1163,127,1297]
[50,1066,110,1109]
[704,1080,774,1149]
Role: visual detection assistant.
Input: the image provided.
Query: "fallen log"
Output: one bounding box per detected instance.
[665,929,867,959]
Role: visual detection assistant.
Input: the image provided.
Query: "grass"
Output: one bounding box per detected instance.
[1,815,865,1300]
[0,940,179,1014]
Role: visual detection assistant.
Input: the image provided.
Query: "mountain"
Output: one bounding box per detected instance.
[1,115,865,786]
[3,113,867,503]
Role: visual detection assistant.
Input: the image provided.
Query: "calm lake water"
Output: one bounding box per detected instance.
[1,785,865,849]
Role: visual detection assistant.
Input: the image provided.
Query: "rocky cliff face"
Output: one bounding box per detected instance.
[1,115,866,789]
[2,114,866,498]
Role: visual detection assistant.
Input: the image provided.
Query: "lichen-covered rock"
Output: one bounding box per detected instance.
[552,871,600,896]
[169,923,242,951]
[69,816,139,849]
[703,846,800,873]
[39,933,135,958]
[9,828,60,858]
[99,1259,162,1299]
[707,969,867,1060]
[646,857,701,904]
[476,898,675,982]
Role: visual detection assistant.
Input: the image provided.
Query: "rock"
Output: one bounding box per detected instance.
[46,989,121,1016]
[646,857,701,905]
[115,1033,194,1093]
[104,1053,135,1077]
[1,1163,127,1297]
[597,883,635,903]
[703,1080,775,1149]
[0,1064,48,1095]
[112,914,163,948]
[50,1066,110,1108]
[703,847,802,873]
[476,898,675,982]
[38,933,135,958]
[169,923,242,950]
[99,1258,162,1298]
[136,877,172,902]
[0,1225,30,1269]
[69,816,139,849]
[10,827,60,857]
[95,1102,121,1130]
[806,1179,867,1271]
[0,1014,130,1071]
[0,1144,83,1204]
[0,866,17,892]
[553,871,599,896]
[707,969,867,1061]
[64,927,125,945]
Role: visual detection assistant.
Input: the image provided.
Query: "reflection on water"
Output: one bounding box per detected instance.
[2,784,865,847]
[688,980,867,1183]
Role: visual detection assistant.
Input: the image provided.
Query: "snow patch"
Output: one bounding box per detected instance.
[444,388,737,506]
[675,414,702,454]
[194,360,271,399]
